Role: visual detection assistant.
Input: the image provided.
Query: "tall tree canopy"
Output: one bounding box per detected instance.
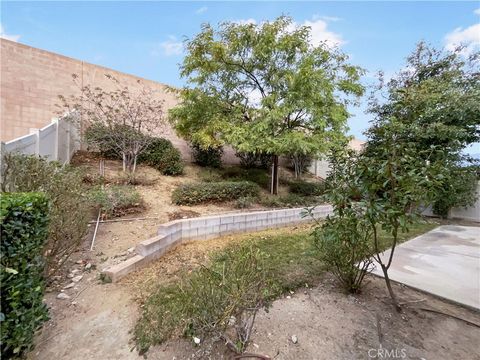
[170,16,364,193]
[368,42,479,152]
[367,42,480,216]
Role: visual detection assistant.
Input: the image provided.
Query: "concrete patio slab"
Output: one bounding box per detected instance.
[372,225,480,310]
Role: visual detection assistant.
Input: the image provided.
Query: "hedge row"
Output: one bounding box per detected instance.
[172,181,260,205]
[1,193,50,359]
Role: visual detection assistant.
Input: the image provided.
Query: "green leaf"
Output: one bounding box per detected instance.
[5,267,18,275]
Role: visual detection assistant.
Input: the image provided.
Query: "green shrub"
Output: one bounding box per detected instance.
[139,138,184,176]
[135,246,271,354]
[1,154,90,277]
[191,143,223,168]
[88,185,144,217]
[199,167,270,189]
[288,180,325,196]
[432,166,477,218]
[198,168,224,183]
[236,151,272,169]
[234,196,256,209]
[259,193,319,208]
[221,167,270,189]
[84,123,120,159]
[288,153,313,177]
[172,181,259,205]
[236,151,258,168]
[312,207,374,293]
[1,193,50,359]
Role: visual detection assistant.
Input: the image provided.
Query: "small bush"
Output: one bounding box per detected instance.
[199,167,270,188]
[312,206,374,293]
[221,167,270,189]
[1,154,90,277]
[198,168,224,183]
[139,138,184,176]
[288,153,313,177]
[88,185,144,217]
[236,151,258,168]
[135,246,271,355]
[1,193,50,359]
[234,196,256,209]
[172,181,259,205]
[236,151,272,169]
[191,143,223,168]
[288,180,325,196]
[84,123,121,160]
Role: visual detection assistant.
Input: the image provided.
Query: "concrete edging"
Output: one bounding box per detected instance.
[102,205,333,282]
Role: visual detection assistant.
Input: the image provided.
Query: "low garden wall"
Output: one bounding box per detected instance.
[102,204,333,282]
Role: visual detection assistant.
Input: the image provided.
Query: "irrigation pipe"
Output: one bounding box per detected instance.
[90,210,101,251]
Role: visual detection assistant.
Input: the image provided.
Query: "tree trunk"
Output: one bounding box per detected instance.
[293,155,300,179]
[380,264,402,312]
[271,155,279,195]
[132,154,137,174]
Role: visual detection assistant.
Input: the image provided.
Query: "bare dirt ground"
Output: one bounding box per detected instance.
[147,275,480,360]
[30,222,480,360]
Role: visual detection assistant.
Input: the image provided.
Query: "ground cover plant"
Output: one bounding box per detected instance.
[134,220,436,355]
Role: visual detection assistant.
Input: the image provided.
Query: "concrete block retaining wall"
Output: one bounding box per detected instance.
[103,205,333,282]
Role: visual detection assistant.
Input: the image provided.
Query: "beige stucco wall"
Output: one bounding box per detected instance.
[0,38,210,160]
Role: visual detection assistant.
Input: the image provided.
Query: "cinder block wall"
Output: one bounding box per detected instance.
[103,205,333,282]
[1,39,243,163]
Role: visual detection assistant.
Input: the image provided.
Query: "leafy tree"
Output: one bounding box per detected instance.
[361,120,444,310]
[314,124,444,308]
[58,74,166,174]
[313,146,374,293]
[432,162,478,218]
[170,16,364,194]
[368,42,480,214]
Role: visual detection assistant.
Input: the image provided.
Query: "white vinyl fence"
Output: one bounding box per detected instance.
[1,115,80,164]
